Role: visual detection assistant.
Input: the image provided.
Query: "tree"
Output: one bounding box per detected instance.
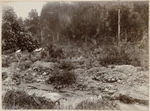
[2,6,39,52]
[18,17,24,27]
[39,1,148,45]
[40,1,74,44]
[2,6,19,51]
[24,9,40,37]
[107,3,146,42]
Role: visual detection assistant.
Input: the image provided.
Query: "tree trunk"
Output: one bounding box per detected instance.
[125,29,127,43]
[57,32,59,41]
[118,8,120,46]
[68,37,70,45]
[40,28,44,46]
[85,34,87,47]
[53,35,55,42]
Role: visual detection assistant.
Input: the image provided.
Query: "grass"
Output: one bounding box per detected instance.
[3,89,55,109]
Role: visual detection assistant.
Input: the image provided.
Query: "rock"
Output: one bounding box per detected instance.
[114,85,149,105]
[43,72,47,76]
[117,79,122,83]
[32,61,58,71]
[42,93,63,102]
[113,65,136,74]
[32,72,37,76]
[104,88,109,92]
[108,90,116,94]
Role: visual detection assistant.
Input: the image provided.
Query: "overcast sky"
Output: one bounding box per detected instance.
[2,2,46,19]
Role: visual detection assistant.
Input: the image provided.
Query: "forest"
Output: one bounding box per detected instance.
[2,1,149,110]
[2,1,148,51]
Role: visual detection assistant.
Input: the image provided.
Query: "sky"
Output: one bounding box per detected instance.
[2,2,46,20]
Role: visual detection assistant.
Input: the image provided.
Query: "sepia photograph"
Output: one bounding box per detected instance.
[1,0,149,110]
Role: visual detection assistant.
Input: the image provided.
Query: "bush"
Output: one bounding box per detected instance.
[98,44,141,67]
[46,69,76,86]
[2,60,10,67]
[2,55,10,67]
[46,60,76,86]
[12,72,21,85]
[100,47,130,66]
[46,44,64,59]
[3,89,55,109]
[18,60,32,70]
[2,72,8,80]
[76,97,119,110]
[59,59,74,70]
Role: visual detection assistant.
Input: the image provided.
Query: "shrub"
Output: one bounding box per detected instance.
[2,72,8,80]
[75,97,119,110]
[12,72,21,85]
[3,89,55,109]
[2,55,10,67]
[2,60,10,67]
[98,44,141,67]
[18,60,32,70]
[59,59,74,70]
[40,49,48,59]
[46,69,76,86]
[45,43,64,59]
[46,60,76,86]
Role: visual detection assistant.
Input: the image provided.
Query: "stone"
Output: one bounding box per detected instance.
[32,61,58,71]
[43,72,47,76]
[114,85,149,105]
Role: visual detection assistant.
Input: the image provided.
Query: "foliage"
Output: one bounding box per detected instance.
[97,44,141,67]
[2,72,8,81]
[46,69,76,86]
[40,1,148,45]
[18,60,32,70]
[24,9,40,38]
[59,59,74,70]
[3,2,148,51]
[76,97,119,110]
[2,6,39,52]
[46,59,76,86]
[45,43,64,59]
[2,57,10,67]
[117,93,148,105]
[3,89,55,109]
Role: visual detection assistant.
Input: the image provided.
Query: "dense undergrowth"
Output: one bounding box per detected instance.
[3,89,55,109]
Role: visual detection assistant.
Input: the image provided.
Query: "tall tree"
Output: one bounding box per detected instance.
[24,9,40,37]
[2,6,39,52]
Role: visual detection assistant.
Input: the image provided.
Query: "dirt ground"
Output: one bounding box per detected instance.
[2,52,149,110]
